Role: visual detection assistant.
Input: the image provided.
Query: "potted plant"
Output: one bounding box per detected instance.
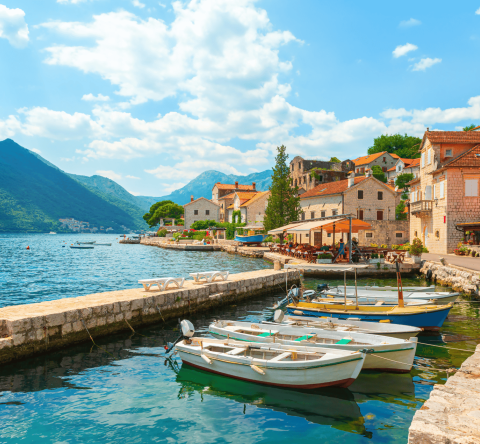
[369,253,384,264]
[316,253,333,264]
[409,237,424,263]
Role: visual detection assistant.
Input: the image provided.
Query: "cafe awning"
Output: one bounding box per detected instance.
[322,219,372,234]
[286,218,344,233]
[268,222,305,234]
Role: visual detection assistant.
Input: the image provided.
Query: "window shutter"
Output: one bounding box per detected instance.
[425,185,432,200]
[433,184,436,199]
[427,150,431,164]
[421,152,425,167]
[465,179,478,197]
[440,181,444,198]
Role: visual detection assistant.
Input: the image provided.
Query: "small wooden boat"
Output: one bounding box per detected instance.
[70,245,94,249]
[77,241,96,245]
[49,232,57,234]
[234,234,267,245]
[322,288,459,305]
[286,302,453,331]
[209,320,417,373]
[265,311,421,340]
[94,243,112,246]
[176,337,365,389]
[315,296,432,307]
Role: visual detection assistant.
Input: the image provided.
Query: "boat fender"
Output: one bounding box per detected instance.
[426,269,433,280]
[250,365,265,375]
[379,319,391,323]
[293,310,304,316]
[201,354,212,365]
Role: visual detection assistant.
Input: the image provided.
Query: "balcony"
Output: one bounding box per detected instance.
[410,200,433,216]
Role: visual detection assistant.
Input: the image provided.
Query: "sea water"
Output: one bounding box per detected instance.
[0,234,479,443]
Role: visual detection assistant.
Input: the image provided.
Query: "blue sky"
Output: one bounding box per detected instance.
[0,0,480,196]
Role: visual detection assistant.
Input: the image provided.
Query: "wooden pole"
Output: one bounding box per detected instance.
[355,267,359,310]
[396,261,404,308]
[349,217,353,264]
[344,270,347,307]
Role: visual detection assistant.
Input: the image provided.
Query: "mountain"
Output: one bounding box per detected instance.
[137,170,273,208]
[0,139,147,232]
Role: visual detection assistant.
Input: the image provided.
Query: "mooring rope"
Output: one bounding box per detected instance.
[367,352,457,374]
[80,319,115,358]
[416,341,479,353]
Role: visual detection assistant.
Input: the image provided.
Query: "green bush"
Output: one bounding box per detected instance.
[193,234,205,241]
[317,253,332,259]
[264,235,273,243]
[409,238,424,256]
[190,220,218,230]
[371,253,379,259]
[157,228,168,237]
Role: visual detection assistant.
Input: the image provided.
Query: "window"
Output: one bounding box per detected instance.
[205,210,210,215]
[377,191,383,200]
[319,175,323,182]
[383,157,386,162]
[414,230,418,237]
[395,232,403,238]
[292,164,294,171]
[382,167,387,172]
[301,212,306,220]
[194,210,198,215]
[299,162,302,170]
[327,233,332,237]
[358,190,364,200]
[366,232,373,238]
[445,149,452,157]
[421,152,425,167]
[332,209,338,216]
[435,230,440,238]
[310,211,315,219]
[321,211,326,218]
[377,210,383,220]
[465,179,479,197]
[357,209,364,220]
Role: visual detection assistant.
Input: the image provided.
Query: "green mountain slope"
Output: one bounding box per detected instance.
[0,139,147,232]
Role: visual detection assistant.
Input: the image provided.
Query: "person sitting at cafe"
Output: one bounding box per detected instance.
[320,243,330,251]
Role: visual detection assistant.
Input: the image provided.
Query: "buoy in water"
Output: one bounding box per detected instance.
[26,246,30,250]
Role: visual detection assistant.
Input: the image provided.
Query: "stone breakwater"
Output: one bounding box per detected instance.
[421,261,480,297]
[408,344,480,443]
[0,269,300,366]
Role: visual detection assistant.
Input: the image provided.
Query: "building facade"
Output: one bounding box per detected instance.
[409,130,480,254]
[183,196,220,229]
[227,191,270,226]
[353,151,400,175]
[212,181,256,222]
[289,156,355,195]
[299,174,406,247]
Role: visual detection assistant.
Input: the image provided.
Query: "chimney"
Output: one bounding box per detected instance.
[347,172,355,188]
[235,181,238,188]
[427,127,429,132]
[252,182,256,190]
[190,195,194,202]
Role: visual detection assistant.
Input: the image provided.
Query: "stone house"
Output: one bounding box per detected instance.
[212,181,256,222]
[289,156,355,195]
[386,158,419,181]
[403,157,421,178]
[353,151,400,175]
[227,191,270,226]
[183,196,220,229]
[299,174,407,247]
[409,130,480,254]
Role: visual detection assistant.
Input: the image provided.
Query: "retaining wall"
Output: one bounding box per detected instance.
[408,344,480,443]
[0,269,299,366]
[420,261,480,297]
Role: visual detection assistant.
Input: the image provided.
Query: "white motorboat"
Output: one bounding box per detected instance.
[70,245,94,249]
[332,285,436,293]
[322,287,459,305]
[175,334,365,389]
[209,320,418,373]
[263,311,422,340]
[49,231,57,234]
[94,243,112,246]
[315,296,432,306]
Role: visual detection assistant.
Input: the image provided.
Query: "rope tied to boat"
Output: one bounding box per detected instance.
[80,318,115,358]
[416,341,479,354]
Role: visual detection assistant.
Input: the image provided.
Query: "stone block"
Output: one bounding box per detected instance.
[106,315,115,324]
[97,317,106,327]
[46,312,65,327]
[120,301,131,312]
[86,319,96,329]
[62,323,73,335]
[93,306,107,317]
[7,319,31,335]
[12,333,26,346]
[0,337,13,350]
[72,320,83,333]
[113,303,121,314]
[35,329,45,341]
[31,316,45,329]
[131,299,144,311]
[115,313,124,322]
[65,310,79,323]
[81,308,93,319]
[48,326,60,336]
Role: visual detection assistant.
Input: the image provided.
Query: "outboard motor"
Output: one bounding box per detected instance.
[273,309,285,323]
[164,319,195,354]
[317,283,329,292]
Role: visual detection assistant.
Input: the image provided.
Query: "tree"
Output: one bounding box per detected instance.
[330,156,341,163]
[264,145,301,243]
[371,165,387,183]
[463,124,478,131]
[143,200,184,227]
[395,173,414,191]
[395,201,407,221]
[367,134,421,159]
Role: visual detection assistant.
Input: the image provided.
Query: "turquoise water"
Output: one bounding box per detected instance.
[1,234,479,443]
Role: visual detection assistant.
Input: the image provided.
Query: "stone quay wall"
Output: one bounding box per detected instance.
[119,239,140,244]
[408,344,480,443]
[140,237,222,251]
[420,261,480,297]
[0,269,300,366]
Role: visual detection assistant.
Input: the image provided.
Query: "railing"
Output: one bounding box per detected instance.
[410,200,434,214]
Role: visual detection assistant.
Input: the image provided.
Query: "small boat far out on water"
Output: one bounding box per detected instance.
[69,245,94,249]
[168,321,366,389]
[77,241,96,245]
[49,231,56,234]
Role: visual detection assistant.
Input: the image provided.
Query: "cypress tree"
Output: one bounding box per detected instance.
[264,145,300,243]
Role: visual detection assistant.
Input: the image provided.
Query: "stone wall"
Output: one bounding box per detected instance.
[420,260,480,297]
[357,220,409,248]
[408,343,480,443]
[0,269,300,365]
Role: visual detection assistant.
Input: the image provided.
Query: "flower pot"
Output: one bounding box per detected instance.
[370,258,380,264]
[412,255,422,264]
[316,259,332,264]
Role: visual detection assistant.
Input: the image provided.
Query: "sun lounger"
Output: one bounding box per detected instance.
[192,239,205,245]
[138,277,185,291]
[189,271,229,283]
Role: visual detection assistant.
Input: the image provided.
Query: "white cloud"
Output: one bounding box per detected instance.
[476,7,480,15]
[127,190,141,196]
[412,57,442,71]
[132,0,145,8]
[96,170,122,181]
[29,147,41,154]
[392,43,418,58]
[57,0,89,4]
[399,18,421,27]
[0,5,29,48]
[126,175,140,179]
[161,182,188,194]
[82,93,110,102]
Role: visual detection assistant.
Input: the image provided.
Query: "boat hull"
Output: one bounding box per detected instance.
[324,290,458,305]
[286,305,451,331]
[234,234,266,244]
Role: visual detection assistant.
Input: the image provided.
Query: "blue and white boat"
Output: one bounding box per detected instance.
[235,234,267,244]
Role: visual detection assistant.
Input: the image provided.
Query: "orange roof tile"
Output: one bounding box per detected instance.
[218,192,235,200]
[442,144,480,168]
[353,152,392,166]
[214,183,256,191]
[301,177,367,198]
[424,130,480,145]
[405,158,420,168]
[240,190,270,207]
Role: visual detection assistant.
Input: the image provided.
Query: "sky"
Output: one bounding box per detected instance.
[0,0,480,197]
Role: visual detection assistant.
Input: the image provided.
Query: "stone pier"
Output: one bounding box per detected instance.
[408,344,480,443]
[0,269,300,366]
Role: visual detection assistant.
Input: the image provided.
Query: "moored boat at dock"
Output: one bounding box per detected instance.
[209,320,417,373]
